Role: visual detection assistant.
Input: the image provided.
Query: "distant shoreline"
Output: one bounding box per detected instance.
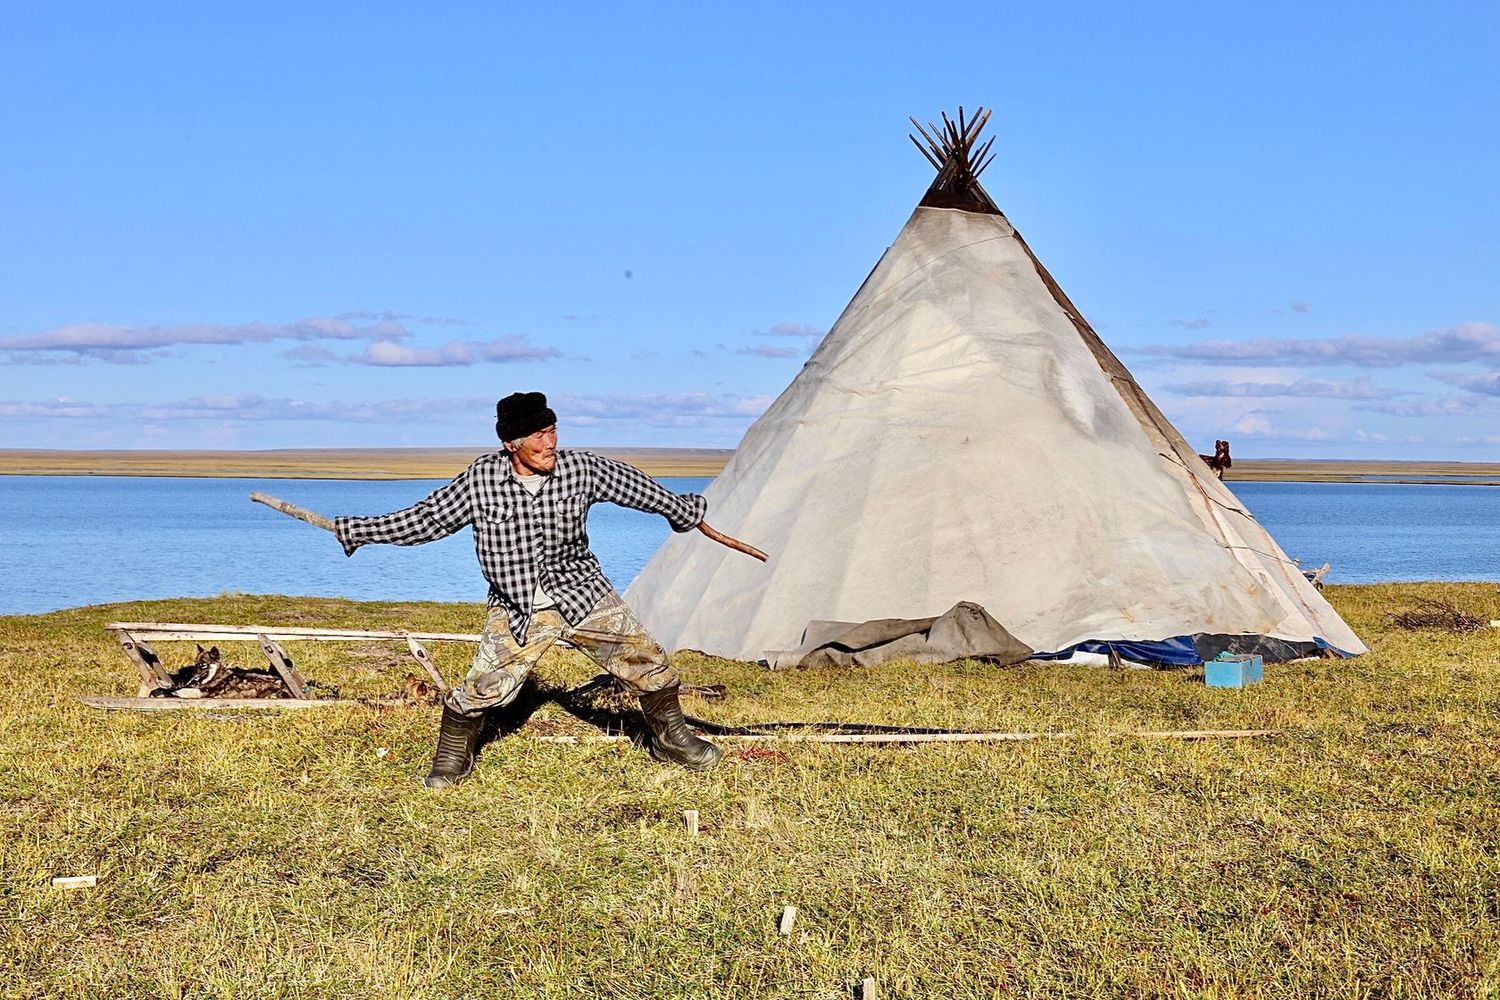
[0,447,733,480]
[2,449,1500,484]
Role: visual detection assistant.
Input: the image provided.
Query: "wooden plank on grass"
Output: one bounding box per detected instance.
[106,622,482,643]
[79,696,356,712]
[116,630,174,692]
[257,634,308,700]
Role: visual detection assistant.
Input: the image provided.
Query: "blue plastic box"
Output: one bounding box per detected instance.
[1205,652,1264,688]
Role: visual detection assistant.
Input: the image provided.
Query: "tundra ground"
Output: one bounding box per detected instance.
[3,584,1498,998]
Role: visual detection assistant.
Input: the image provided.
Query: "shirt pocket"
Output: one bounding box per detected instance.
[553,493,591,541]
[476,501,514,529]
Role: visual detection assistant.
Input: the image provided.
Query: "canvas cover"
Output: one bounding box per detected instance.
[766,601,1034,670]
[625,205,1366,664]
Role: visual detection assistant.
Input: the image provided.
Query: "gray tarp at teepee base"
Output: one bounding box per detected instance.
[766,602,1034,670]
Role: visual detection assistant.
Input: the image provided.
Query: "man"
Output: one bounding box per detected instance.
[334,391,722,788]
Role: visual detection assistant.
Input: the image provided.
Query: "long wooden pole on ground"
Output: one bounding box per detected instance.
[73,695,1282,743]
[106,623,483,643]
[79,696,357,712]
[529,729,1280,745]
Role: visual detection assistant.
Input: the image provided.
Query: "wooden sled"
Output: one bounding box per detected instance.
[1300,562,1331,590]
[101,621,483,708]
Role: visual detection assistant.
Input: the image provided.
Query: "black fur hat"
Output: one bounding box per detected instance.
[495,391,557,442]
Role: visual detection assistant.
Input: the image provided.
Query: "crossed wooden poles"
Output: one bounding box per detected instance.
[908,106,997,191]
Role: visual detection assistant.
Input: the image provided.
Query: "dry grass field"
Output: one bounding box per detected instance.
[5,449,1500,483]
[1225,459,1500,485]
[3,584,1499,997]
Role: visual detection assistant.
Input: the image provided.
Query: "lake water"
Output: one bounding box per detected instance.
[1,476,1497,615]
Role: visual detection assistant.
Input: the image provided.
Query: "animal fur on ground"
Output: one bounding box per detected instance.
[159,645,292,699]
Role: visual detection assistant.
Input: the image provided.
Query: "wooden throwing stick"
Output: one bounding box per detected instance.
[697,521,769,562]
[249,492,335,532]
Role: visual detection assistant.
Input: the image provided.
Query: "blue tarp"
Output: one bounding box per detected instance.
[1032,635,1203,666]
[1033,634,1357,667]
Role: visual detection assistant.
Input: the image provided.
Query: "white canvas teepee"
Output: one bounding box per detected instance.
[626,108,1365,666]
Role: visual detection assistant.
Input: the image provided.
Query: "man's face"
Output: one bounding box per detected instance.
[510,424,558,474]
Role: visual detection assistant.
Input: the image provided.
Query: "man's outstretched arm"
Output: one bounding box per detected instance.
[589,454,706,532]
[333,473,472,556]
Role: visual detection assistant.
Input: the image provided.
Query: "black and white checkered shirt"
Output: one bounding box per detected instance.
[334,449,707,641]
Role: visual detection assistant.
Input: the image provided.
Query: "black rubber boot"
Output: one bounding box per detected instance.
[423,705,483,789]
[638,684,722,771]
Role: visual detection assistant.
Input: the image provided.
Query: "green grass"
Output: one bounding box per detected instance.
[3,584,1499,998]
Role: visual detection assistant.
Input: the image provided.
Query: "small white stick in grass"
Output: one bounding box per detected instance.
[778,905,797,935]
[860,978,878,1000]
[682,809,699,836]
[51,875,97,889]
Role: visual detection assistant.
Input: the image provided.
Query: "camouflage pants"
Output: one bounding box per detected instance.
[447,588,679,716]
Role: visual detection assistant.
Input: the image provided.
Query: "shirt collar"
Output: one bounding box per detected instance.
[501,450,564,488]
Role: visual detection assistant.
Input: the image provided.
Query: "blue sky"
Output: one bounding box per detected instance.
[2,2,1497,458]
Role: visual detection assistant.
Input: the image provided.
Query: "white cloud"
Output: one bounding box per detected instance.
[1350,429,1423,445]
[1353,394,1496,418]
[0,352,84,366]
[556,392,770,425]
[336,308,471,327]
[0,399,114,419]
[282,345,340,366]
[0,316,412,360]
[138,395,489,422]
[358,341,462,367]
[1161,377,1401,400]
[1430,370,1500,396]
[335,309,410,322]
[735,344,803,359]
[1222,409,1330,441]
[0,395,488,424]
[757,322,826,338]
[0,391,772,431]
[352,336,561,367]
[1139,321,1500,367]
[1232,413,1273,435]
